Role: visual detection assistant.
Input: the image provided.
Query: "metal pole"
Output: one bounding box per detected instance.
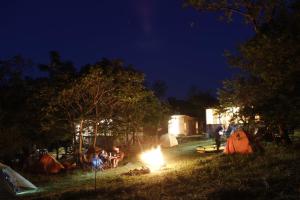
[94,170,96,191]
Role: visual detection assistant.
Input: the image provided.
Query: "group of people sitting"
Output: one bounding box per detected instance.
[91,146,124,170]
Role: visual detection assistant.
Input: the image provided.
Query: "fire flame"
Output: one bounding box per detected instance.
[140,146,165,172]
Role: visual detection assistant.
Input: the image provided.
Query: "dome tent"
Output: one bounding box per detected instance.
[39,153,64,174]
[224,130,253,154]
[0,162,37,196]
[160,134,178,147]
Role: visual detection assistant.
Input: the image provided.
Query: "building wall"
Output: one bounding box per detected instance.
[206,107,240,127]
[205,107,240,137]
[168,115,199,136]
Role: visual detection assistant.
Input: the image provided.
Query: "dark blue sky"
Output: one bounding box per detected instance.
[0,0,253,98]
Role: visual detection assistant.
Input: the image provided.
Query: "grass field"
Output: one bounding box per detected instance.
[19,136,300,200]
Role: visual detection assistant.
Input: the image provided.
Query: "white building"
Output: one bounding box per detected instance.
[168,115,199,136]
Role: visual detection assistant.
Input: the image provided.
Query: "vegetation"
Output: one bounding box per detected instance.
[1,1,299,199]
[20,135,300,200]
[0,55,167,163]
[184,0,282,33]
[0,55,41,161]
[0,52,217,164]
[186,0,300,143]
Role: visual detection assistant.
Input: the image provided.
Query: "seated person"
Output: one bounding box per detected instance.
[110,146,124,168]
[99,150,108,163]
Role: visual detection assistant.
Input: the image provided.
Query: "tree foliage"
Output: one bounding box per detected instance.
[187,0,300,143]
[0,53,164,162]
[0,56,38,162]
[44,58,165,155]
[152,80,168,100]
[184,0,283,32]
[168,87,217,132]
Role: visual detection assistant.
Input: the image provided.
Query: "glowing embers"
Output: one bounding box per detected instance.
[140,146,165,172]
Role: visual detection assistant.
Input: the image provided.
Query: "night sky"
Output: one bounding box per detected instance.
[0,0,253,98]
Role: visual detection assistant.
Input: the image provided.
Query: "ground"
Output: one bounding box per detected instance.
[18,135,300,200]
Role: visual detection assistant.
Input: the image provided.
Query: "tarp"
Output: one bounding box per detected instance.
[39,153,64,174]
[224,130,253,154]
[0,162,37,196]
[160,134,178,147]
[196,144,225,153]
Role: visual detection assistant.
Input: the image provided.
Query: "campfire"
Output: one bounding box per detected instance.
[122,146,166,176]
[139,146,165,172]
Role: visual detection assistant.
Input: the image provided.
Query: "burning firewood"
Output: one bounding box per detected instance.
[122,166,150,176]
[139,146,165,172]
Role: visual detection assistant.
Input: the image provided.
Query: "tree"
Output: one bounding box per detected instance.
[45,66,116,160]
[85,59,167,147]
[184,0,283,33]
[187,87,218,126]
[168,87,217,132]
[168,87,217,118]
[80,59,151,145]
[38,51,76,85]
[152,80,168,100]
[46,58,163,159]
[142,94,170,143]
[0,56,38,163]
[38,51,77,156]
[187,0,300,144]
[119,90,168,145]
[218,1,300,143]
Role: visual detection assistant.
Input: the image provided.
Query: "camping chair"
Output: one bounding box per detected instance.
[100,158,111,169]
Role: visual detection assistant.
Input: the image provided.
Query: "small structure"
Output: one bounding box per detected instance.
[168,115,199,136]
[160,115,199,147]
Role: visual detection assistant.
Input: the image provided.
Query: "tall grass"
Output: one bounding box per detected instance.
[22,139,300,200]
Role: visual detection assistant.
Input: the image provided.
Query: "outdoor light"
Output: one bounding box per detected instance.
[91,156,102,191]
[92,157,102,169]
[206,109,214,124]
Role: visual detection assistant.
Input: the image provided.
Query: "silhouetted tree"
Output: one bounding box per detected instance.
[185,0,283,33]
[152,80,168,100]
[187,0,300,144]
[0,56,38,163]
